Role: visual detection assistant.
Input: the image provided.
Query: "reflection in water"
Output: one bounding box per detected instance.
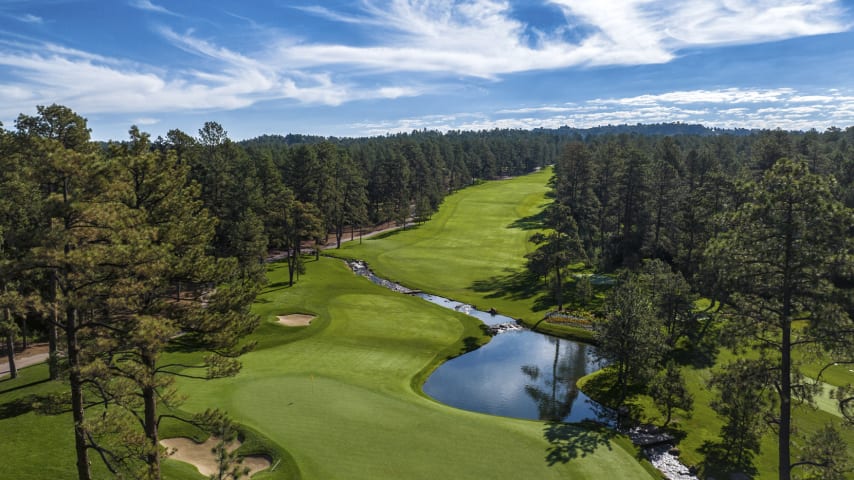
[521,336,589,422]
[423,329,607,424]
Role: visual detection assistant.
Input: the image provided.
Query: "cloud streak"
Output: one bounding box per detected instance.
[129,0,180,16]
[354,88,854,136]
[16,14,43,24]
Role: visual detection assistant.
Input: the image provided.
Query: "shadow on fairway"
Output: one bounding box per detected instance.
[508,209,549,231]
[470,268,555,311]
[369,224,422,240]
[698,440,758,479]
[0,391,71,419]
[0,378,50,396]
[544,421,616,466]
[470,268,540,300]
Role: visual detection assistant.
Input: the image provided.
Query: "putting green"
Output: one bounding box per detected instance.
[174,259,653,479]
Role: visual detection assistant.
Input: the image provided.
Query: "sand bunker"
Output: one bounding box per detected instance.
[160,437,271,477]
[277,313,316,327]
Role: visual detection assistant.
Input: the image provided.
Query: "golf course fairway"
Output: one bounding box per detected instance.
[176,258,653,479]
[331,169,559,324]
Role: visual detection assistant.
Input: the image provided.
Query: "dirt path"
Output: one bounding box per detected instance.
[0,344,50,378]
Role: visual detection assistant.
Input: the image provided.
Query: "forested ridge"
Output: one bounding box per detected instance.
[1,104,853,479]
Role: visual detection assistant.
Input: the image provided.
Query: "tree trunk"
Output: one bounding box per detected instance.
[48,273,60,380]
[4,327,17,379]
[287,245,296,287]
[779,318,791,480]
[67,307,92,480]
[21,315,28,350]
[143,352,161,480]
[779,202,794,480]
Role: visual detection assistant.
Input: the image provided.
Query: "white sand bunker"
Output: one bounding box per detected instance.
[160,437,271,477]
[277,313,316,327]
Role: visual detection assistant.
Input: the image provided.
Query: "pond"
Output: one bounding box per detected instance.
[417,293,607,424]
[348,261,609,424]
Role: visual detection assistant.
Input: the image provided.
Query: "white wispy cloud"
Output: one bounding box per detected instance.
[129,0,179,16]
[589,88,798,106]
[133,117,160,126]
[0,28,427,119]
[16,14,43,24]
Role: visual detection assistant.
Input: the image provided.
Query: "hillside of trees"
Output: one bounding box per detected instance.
[1,104,852,479]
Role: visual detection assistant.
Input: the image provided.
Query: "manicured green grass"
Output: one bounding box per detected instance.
[328,169,591,340]
[171,258,654,479]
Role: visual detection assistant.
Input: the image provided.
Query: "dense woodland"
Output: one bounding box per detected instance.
[1,104,853,479]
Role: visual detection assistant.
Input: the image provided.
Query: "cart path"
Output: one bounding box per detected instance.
[0,344,50,378]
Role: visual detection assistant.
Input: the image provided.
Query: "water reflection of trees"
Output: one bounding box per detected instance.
[521,337,591,422]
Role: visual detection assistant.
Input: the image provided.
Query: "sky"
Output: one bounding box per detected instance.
[1,0,854,141]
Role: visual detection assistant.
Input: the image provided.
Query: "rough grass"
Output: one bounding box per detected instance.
[578,348,854,479]
[172,258,654,479]
[0,363,282,479]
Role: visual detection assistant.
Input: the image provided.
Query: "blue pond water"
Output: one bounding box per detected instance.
[416,293,607,424]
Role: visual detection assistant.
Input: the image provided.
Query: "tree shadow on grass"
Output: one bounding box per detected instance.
[670,337,719,370]
[0,391,70,419]
[368,224,421,240]
[470,268,554,311]
[670,321,721,369]
[0,396,36,419]
[460,332,488,355]
[544,421,616,466]
[508,209,549,231]
[0,377,50,395]
[697,440,758,479]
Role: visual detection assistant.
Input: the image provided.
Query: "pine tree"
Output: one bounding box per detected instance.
[706,158,853,480]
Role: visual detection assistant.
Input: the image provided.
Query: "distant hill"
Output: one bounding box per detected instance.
[543,122,757,138]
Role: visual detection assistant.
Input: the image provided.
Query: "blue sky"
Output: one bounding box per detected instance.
[1,0,854,140]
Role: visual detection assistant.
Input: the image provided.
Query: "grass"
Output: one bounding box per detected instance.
[578,347,854,479]
[0,361,276,479]
[327,169,592,340]
[171,258,654,479]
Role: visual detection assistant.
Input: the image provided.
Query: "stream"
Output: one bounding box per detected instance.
[347,260,697,480]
